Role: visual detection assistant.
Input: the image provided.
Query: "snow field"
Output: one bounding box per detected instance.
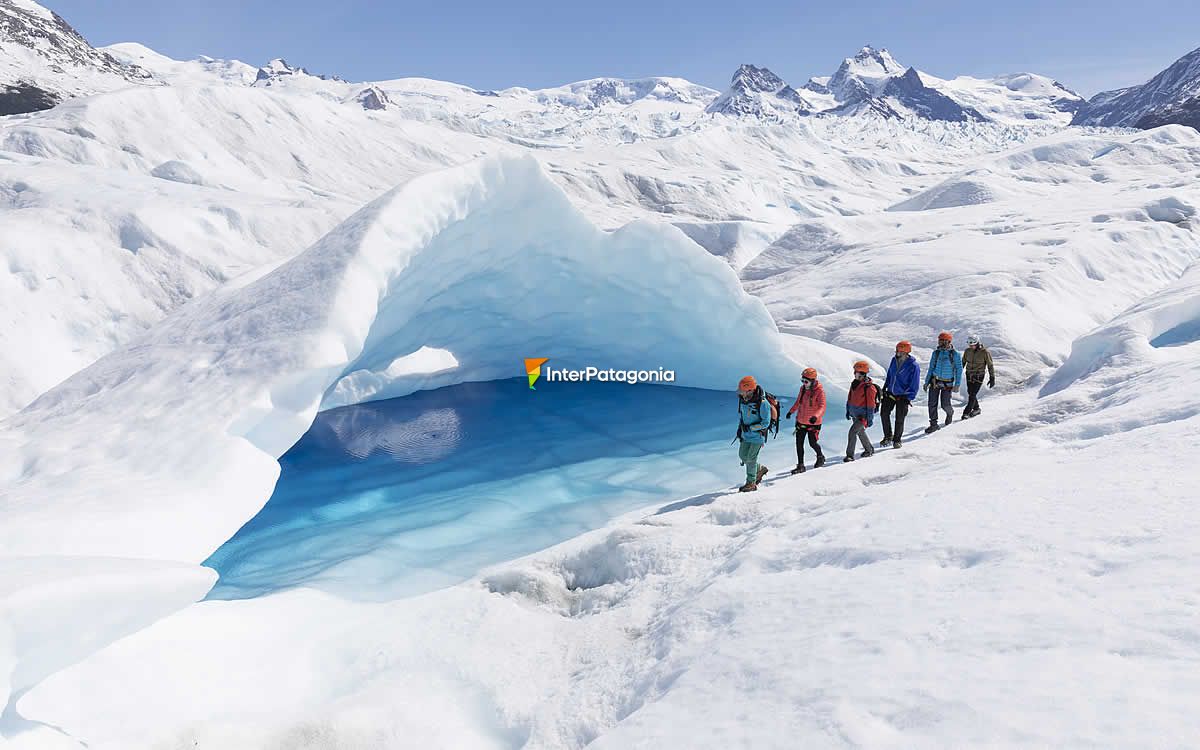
[17,379,1200,748]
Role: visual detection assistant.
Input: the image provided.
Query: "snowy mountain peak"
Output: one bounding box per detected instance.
[729,63,788,93]
[0,0,154,114]
[827,45,907,101]
[354,85,390,111]
[848,46,905,77]
[254,57,344,86]
[527,76,718,110]
[1072,45,1200,129]
[706,63,813,117]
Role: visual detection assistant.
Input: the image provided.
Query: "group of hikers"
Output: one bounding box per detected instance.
[734,331,996,492]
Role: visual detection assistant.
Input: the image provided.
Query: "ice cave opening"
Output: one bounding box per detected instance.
[203,378,806,601]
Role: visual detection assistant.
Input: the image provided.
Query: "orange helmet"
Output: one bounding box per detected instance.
[895,340,912,353]
[852,360,870,374]
[802,367,818,380]
[938,331,953,343]
[738,375,757,391]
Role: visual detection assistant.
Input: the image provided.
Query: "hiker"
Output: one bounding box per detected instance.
[844,360,880,462]
[924,331,963,433]
[785,367,826,474]
[880,340,921,449]
[736,375,778,492]
[962,333,995,418]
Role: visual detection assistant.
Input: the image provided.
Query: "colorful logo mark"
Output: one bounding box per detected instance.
[524,357,549,389]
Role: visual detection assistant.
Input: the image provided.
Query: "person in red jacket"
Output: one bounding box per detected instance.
[844,360,880,462]
[785,367,826,473]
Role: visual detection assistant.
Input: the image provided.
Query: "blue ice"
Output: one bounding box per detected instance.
[204,379,815,601]
[1150,318,1200,348]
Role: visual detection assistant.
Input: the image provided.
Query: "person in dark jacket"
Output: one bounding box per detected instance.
[879,340,921,449]
[962,333,995,418]
[924,331,962,434]
[785,367,826,474]
[844,360,880,462]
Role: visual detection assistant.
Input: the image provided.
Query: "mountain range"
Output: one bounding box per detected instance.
[1072,45,1200,130]
[2,0,1198,133]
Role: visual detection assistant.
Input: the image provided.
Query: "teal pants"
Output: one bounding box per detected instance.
[738,440,763,483]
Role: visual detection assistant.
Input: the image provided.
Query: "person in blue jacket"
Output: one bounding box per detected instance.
[735,375,772,492]
[924,331,963,433]
[879,340,921,449]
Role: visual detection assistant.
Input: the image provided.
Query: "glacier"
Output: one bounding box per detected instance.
[2,15,1200,748]
[0,153,816,725]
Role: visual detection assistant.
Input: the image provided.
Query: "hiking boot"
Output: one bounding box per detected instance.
[925,423,939,434]
[944,415,953,426]
[814,455,825,469]
[738,482,757,492]
[892,439,902,449]
[863,449,875,458]
[879,437,892,448]
[755,465,769,484]
[791,464,806,475]
[843,455,855,463]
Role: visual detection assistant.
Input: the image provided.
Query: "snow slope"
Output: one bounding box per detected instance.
[745,126,1200,381]
[102,41,258,86]
[0,83,491,415]
[17,376,1200,749]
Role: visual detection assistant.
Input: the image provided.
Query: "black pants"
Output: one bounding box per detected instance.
[880,391,909,441]
[795,424,824,463]
[966,379,984,413]
[928,384,954,424]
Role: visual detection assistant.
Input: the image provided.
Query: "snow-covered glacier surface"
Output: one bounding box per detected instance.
[4,30,1200,747]
[0,153,817,725]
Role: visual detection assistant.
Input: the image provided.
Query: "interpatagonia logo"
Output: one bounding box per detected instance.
[524,358,549,389]
[524,357,675,389]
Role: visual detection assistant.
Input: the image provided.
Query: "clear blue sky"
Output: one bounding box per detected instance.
[49,0,1200,96]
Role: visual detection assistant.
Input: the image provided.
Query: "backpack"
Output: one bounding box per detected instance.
[737,388,781,440]
[763,392,781,438]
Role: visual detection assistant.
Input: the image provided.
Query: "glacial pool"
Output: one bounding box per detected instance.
[204,379,810,601]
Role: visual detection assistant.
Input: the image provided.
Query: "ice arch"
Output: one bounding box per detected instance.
[1,154,802,565]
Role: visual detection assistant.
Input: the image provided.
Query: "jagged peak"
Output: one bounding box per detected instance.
[729,64,788,92]
[841,46,905,77]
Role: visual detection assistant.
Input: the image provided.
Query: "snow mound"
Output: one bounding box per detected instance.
[149,159,207,185]
[0,557,213,712]
[0,153,801,566]
[888,175,1006,211]
[1045,260,1200,395]
[1145,195,1196,223]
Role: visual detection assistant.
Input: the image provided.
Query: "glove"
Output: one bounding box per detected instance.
[808,416,817,424]
[845,412,851,421]
[785,409,795,419]
[923,381,930,392]
[988,378,995,388]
